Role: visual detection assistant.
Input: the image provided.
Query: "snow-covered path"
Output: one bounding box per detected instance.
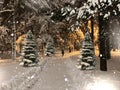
[0,51,120,90]
[29,56,74,90]
[29,52,120,90]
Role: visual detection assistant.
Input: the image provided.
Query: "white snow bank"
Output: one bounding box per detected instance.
[0,59,47,90]
[117,4,120,11]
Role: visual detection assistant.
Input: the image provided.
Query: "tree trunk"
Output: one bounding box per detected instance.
[104,19,111,60]
[106,37,111,59]
[91,16,94,43]
[99,15,107,71]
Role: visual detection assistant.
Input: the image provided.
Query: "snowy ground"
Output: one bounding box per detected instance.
[28,51,120,90]
[0,62,30,84]
[0,51,120,90]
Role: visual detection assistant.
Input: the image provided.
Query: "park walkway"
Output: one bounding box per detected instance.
[0,50,120,90]
[29,50,120,90]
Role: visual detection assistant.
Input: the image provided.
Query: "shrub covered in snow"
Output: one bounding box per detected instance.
[77,32,95,70]
[20,30,39,67]
[44,38,55,56]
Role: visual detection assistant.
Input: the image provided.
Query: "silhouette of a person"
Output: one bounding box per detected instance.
[61,49,64,56]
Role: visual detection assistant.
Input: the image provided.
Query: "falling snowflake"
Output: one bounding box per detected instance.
[64,78,69,82]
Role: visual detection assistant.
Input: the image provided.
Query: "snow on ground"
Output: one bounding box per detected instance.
[0,50,120,90]
[0,57,48,90]
[0,67,40,90]
[67,51,120,90]
[29,51,120,90]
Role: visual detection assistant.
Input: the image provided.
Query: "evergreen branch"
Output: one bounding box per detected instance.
[0,9,14,13]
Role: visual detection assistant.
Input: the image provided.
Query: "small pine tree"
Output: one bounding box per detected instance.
[20,30,39,67]
[44,38,55,56]
[77,32,95,70]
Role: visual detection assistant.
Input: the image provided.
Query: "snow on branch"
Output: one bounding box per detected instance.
[0,9,14,13]
[117,4,120,11]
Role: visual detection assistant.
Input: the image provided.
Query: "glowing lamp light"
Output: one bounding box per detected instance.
[88,81,116,90]
[11,33,14,37]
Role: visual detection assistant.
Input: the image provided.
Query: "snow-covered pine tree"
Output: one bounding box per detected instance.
[44,38,55,56]
[20,30,39,67]
[77,32,95,70]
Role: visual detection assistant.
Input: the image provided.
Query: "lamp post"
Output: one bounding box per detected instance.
[11,0,16,61]
[11,32,16,61]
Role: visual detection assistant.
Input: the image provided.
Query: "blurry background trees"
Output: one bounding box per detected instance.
[0,0,120,61]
